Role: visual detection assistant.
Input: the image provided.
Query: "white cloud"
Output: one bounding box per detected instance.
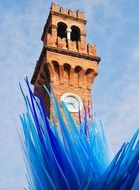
[0,0,139,189]
[94,45,139,151]
[0,1,50,189]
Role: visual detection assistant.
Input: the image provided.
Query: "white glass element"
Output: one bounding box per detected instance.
[61,93,83,112]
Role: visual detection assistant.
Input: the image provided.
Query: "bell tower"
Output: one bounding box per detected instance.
[31,3,101,122]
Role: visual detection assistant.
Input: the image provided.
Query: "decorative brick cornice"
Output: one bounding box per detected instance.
[31,45,101,85]
[45,45,101,63]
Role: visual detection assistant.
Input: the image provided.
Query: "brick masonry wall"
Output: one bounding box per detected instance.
[32,3,100,124]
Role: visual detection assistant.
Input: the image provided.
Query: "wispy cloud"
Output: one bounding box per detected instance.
[94,45,139,151]
[0,0,139,189]
[91,1,139,153]
[0,1,50,189]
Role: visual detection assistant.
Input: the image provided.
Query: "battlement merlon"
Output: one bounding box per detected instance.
[51,3,86,20]
[43,33,98,57]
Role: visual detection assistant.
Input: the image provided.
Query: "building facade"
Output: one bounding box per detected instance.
[31,3,101,122]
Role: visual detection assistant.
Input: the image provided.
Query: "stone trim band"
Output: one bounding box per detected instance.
[45,45,101,63]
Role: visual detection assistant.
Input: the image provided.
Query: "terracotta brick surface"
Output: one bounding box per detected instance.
[31,3,101,123]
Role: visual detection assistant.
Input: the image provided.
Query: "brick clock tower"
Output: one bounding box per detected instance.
[31,3,101,122]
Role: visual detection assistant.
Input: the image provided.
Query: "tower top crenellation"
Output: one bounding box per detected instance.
[51,2,85,20]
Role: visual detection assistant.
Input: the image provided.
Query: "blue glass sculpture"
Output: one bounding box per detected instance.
[19,78,139,190]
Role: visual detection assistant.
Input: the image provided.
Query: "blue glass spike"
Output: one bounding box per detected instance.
[19,81,139,190]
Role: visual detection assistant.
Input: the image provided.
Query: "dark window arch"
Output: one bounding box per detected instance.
[71,26,80,42]
[74,66,82,74]
[57,22,67,39]
[85,69,94,76]
[64,63,71,72]
[52,61,60,75]
[64,63,71,78]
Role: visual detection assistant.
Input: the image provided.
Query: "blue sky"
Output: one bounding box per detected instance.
[0,0,139,189]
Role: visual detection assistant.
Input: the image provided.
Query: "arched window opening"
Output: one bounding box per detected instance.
[85,69,94,76]
[64,63,71,79]
[57,22,67,39]
[52,61,60,75]
[71,26,80,42]
[74,66,82,74]
[64,63,71,72]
